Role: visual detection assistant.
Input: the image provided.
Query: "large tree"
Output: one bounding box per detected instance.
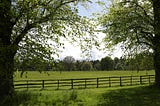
[0,0,95,99]
[100,0,160,85]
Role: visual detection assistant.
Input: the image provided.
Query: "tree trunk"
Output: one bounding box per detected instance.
[0,46,15,100]
[0,0,16,100]
[153,0,160,86]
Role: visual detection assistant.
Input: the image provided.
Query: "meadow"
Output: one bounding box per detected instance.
[6,70,159,106]
[4,85,160,106]
[14,70,154,80]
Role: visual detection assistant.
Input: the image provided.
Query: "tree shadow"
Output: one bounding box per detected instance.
[98,85,160,106]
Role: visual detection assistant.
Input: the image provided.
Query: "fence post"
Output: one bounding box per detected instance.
[120,77,122,86]
[148,75,151,84]
[57,80,59,90]
[27,81,28,90]
[140,76,142,84]
[85,79,87,88]
[109,77,111,87]
[97,78,99,88]
[71,79,73,89]
[130,76,132,86]
[42,80,44,89]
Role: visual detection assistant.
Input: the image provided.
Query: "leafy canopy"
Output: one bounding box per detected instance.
[99,0,154,54]
[6,0,97,60]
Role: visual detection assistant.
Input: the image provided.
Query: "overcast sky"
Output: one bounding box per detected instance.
[55,0,122,60]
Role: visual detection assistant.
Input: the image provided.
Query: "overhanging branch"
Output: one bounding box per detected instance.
[12,0,80,46]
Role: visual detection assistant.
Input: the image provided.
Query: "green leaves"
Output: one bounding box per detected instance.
[99,0,154,54]
[10,0,96,60]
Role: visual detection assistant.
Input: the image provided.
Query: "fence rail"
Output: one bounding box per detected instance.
[14,75,155,90]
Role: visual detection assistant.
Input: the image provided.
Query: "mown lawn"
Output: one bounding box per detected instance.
[2,85,160,106]
[14,70,155,80]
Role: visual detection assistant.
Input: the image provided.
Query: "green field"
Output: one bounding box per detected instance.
[14,70,155,80]
[7,70,158,106]
[4,85,160,106]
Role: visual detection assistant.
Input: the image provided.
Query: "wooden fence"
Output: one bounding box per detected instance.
[14,75,155,90]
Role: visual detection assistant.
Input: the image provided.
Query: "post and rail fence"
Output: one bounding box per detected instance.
[14,75,155,90]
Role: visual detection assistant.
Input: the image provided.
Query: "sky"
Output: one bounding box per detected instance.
[56,0,122,60]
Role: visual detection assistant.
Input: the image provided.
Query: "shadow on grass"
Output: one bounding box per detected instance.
[0,91,33,106]
[2,85,160,106]
[98,85,160,106]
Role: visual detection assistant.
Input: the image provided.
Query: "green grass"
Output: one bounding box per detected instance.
[98,85,160,106]
[2,85,160,106]
[9,70,158,106]
[14,70,155,80]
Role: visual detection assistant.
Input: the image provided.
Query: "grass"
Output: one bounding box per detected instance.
[14,70,155,80]
[98,85,160,106]
[9,70,158,106]
[2,85,160,106]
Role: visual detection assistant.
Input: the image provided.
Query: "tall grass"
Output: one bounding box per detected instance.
[2,85,160,106]
[2,89,99,106]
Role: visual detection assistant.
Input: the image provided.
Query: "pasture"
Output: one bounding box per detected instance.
[14,70,154,80]
[14,70,155,90]
[5,85,160,106]
[8,70,158,106]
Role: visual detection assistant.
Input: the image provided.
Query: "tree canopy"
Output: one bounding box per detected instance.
[0,0,97,101]
[99,0,160,86]
[100,0,153,53]
[9,0,96,60]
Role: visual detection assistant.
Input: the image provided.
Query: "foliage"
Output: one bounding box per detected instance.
[99,0,160,85]
[14,56,53,71]
[80,61,93,71]
[63,56,76,71]
[125,52,154,71]
[14,53,154,72]
[100,0,153,53]
[0,0,97,97]
[100,56,114,70]
[10,0,96,60]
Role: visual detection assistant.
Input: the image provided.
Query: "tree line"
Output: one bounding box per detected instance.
[14,52,154,72]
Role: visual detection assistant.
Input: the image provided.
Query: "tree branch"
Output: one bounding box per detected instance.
[12,0,80,46]
[13,23,35,45]
[119,0,154,26]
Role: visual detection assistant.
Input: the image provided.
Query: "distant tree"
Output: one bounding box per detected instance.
[75,60,82,71]
[81,61,93,71]
[127,52,154,71]
[63,56,75,71]
[92,60,101,70]
[141,52,154,70]
[14,55,54,71]
[113,57,119,70]
[54,60,65,72]
[100,56,114,70]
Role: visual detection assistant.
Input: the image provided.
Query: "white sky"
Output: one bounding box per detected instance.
[56,0,122,60]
